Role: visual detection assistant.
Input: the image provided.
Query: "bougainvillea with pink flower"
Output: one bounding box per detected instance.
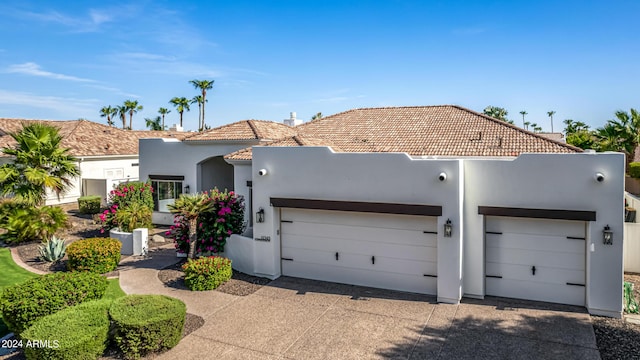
[100,181,154,233]
[166,188,245,254]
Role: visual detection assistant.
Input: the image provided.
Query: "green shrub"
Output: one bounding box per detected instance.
[114,202,152,232]
[39,236,67,262]
[182,256,232,291]
[0,272,108,334]
[110,295,186,359]
[0,204,68,244]
[630,162,640,179]
[100,181,154,233]
[77,195,102,214]
[22,299,112,360]
[67,238,121,274]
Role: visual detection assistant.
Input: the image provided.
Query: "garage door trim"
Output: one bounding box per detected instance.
[478,206,596,221]
[271,197,442,216]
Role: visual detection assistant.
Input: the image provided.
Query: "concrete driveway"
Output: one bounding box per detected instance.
[154,276,600,360]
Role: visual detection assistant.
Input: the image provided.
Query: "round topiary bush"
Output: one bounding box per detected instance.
[22,299,112,360]
[182,256,232,291]
[0,272,108,334]
[67,237,122,273]
[109,295,186,359]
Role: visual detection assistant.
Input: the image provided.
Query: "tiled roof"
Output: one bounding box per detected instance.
[224,136,341,161]
[184,120,297,141]
[225,105,581,160]
[0,119,179,157]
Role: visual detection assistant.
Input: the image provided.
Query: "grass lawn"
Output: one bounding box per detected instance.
[0,247,126,337]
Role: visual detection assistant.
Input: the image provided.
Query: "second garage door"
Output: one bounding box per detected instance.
[280,208,438,295]
[485,216,586,306]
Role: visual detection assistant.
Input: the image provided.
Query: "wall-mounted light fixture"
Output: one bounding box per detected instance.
[603,224,613,245]
[184,185,190,194]
[595,172,605,183]
[444,219,452,237]
[256,208,265,223]
[438,172,447,182]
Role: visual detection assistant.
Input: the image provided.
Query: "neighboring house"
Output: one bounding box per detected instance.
[0,118,183,205]
[139,105,624,317]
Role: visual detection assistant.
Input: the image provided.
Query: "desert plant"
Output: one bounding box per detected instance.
[67,237,122,274]
[114,201,152,232]
[182,256,232,291]
[0,204,68,244]
[38,235,67,262]
[625,281,639,314]
[0,272,107,334]
[78,195,102,214]
[110,295,186,359]
[22,299,112,360]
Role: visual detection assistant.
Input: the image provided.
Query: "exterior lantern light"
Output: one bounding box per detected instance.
[603,224,613,245]
[444,219,453,237]
[184,185,190,194]
[256,208,265,223]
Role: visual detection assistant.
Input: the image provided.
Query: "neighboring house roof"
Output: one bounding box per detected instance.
[225,135,342,161]
[537,132,566,143]
[0,118,179,157]
[183,120,297,141]
[225,105,581,160]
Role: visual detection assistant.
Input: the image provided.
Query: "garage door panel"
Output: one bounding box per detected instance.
[486,248,585,270]
[282,261,437,295]
[486,233,584,254]
[486,262,586,286]
[486,278,585,306]
[281,208,436,232]
[282,221,437,247]
[486,217,585,238]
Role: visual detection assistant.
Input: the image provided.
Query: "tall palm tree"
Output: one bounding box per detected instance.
[189,79,214,130]
[99,106,117,127]
[519,111,528,128]
[547,111,556,133]
[191,95,204,131]
[169,97,191,128]
[595,123,623,152]
[530,123,540,133]
[117,105,128,129]
[158,107,171,130]
[168,193,214,259]
[124,100,143,130]
[523,121,531,130]
[0,123,80,206]
[145,116,163,131]
[311,112,323,121]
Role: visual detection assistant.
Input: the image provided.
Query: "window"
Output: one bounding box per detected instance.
[149,175,185,212]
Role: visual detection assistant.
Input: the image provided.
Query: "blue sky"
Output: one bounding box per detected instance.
[0,0,637,132]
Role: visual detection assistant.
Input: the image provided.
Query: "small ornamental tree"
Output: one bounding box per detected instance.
[167,189,245,256]
[100,181,153,233]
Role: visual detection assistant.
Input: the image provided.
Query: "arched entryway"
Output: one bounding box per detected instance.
[197,156,234,193]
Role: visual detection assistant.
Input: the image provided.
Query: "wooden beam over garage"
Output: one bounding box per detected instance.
[478,206,596,221]
[270,198,443,216]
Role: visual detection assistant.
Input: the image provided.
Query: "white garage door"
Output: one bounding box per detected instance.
[485,216,586,306]
[280,208,438,295]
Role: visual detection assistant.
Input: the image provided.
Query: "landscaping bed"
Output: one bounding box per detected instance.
[158,260,271,296]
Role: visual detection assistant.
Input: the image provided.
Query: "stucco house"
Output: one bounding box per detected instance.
[0,118,184,205]
[139,105,624,317]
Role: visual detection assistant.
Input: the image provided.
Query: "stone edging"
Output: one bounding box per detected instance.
[9,247,48,275]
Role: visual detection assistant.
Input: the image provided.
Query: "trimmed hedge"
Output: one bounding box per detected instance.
[77,195,102,214]
[630,162,640,179]
[182,256,232,291]
[67,237,121,274]
[22,299,112,360]
[110,295,186,359]
[0,272,108,334]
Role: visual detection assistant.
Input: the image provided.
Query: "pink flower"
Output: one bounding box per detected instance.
[100,229,105,234]
[99,214,106,222]
[227,230,232,235]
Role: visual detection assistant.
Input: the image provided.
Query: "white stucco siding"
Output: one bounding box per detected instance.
[463,152,624,316]
[252,146,462,303]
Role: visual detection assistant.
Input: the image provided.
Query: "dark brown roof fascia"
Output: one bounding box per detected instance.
[478,206,596,221]
[270,198,442,216]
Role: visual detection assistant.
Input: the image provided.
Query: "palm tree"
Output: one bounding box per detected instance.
[595,123,624,152]
[124,100,143,130]
[547,111,556,133]
[0,123,80,206]
[99,106,117,127]
[168,193,214,259]
[519,111,528,128]
[191,95,204,131]
[483,106,510,123]
[158,107,171,130]
[524,121,531,130]
[311,112,323,121]
[530,123,539,133]
[145,116,163,131]
[189,79,214,130]
[117,105,128,129]
[169,97,191,128]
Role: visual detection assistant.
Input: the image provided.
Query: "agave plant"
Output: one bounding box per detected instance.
[39,236,67,263]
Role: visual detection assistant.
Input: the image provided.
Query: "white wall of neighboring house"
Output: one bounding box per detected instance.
[139,138,261,225]
[238,147,624,317]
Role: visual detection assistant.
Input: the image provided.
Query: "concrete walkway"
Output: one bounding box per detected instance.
[115,247,601,360]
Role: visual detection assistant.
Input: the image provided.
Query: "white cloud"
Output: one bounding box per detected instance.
[0,89,99,115]
[88,9,111,25]
[84,84,139,98]
[6,62,95,82]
